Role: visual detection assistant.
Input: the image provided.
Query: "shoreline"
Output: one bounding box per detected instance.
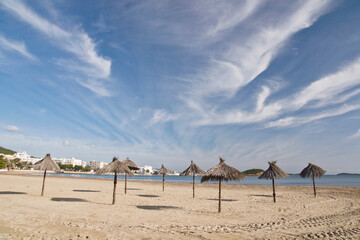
[1,170,359,192]
[1,170,359,188]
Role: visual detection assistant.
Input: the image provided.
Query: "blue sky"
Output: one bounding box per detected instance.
[1,0,360,173]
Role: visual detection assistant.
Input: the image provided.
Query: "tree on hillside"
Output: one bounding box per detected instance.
[0,146,16,155]
[0,159,5,169]
[243,169,264,175]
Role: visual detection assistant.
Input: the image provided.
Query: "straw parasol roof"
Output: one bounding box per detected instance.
[33,153,60,172]
[33,153,60,196]
[97,157,133,176]
[201,157,245,213]
[181,160,206,198]
[258,161,288,180]
[201,157,245,183]
[258,161,288,203]
[158,164,172,191]
[121,157,139,194]
[180,160,205,176]
[96,157,133,205]
[122,157,140,171]
[300,163,326,197]
[158,164,172,175]
[300,163,326,178]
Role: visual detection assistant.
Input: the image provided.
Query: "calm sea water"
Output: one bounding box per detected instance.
[33,173,360,187]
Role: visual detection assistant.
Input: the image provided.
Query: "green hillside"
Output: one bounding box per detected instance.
[243,168,264,175]
[0,146,16,155]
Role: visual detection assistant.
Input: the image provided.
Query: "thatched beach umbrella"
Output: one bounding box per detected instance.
[159,164,172,191]
[122,157,140,194]
[180,160,205,198]
[300,163,326,197]
[97,157,133,204]
[258,161,288,203]
[32,154,60,196]
[201,157,245,213]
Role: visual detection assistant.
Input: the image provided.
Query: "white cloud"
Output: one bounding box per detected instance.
[63,140,70,146]
[126,0,262,48]
[0,0,111,95]
[193,53,360,127]
[256,86,271,112]
[75,78,112,97]
[349,129,360,138]
[3,125,19,132]
[266,104,360,128]
[0,34,35,59]
[150,109,177,125]
[290,57,360,110]
[184,0,332,113]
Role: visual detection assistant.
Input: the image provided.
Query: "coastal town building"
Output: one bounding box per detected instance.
[53,157,86,167]
[12,151,41,164]
[139,165,153,174]
[89,161,106,170]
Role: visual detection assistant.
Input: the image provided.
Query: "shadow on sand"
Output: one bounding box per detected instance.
[51,197,88,202]
[0,191,26,195]
[207,198,237,202]
[136,205,181,210]
[250,194,273,198]
[73,189,101,193]
[127,188,142,191]
[137,194,160,198]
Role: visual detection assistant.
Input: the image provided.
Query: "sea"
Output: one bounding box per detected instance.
[32,173,360,187]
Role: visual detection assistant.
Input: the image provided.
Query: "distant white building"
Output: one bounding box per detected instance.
[53,158,67,165]
[13,151,41,164]
[139,165,153,174]
[89,161,106,170]
[66,157,86,168]
[53,157,86,167]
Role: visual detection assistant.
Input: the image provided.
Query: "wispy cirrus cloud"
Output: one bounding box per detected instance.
[150,109,178,125]
[123,0,262,48]
[0,0,112,96]
[184,0,332,105]
[349,129,360,138]
[193,55,360,127]
[266,104,360,128]
[0,34,35,60]
[289,57,360,109]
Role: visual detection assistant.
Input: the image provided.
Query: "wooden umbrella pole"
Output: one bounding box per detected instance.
[272,177,276,203]
[41,170,47,196]
[162,174,165,191]
[193,174,195,198]
[125,174,127,194]
[218,178,222,213]
[312,175,317,197]
[112,172,117,205]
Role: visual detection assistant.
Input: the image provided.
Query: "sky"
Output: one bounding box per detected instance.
[0,0,360,174]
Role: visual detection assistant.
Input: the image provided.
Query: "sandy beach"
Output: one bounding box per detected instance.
[0,172,359,239]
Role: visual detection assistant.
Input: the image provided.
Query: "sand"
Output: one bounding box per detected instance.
[0,172,359,240]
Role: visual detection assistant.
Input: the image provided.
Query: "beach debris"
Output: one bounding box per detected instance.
[180,160,205,198]
[32,153,61,196]
[258,161,288,203]
[201,157,245,213]
[300,163,326,197]
[96,157,133,204]
[121,157,140,194]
